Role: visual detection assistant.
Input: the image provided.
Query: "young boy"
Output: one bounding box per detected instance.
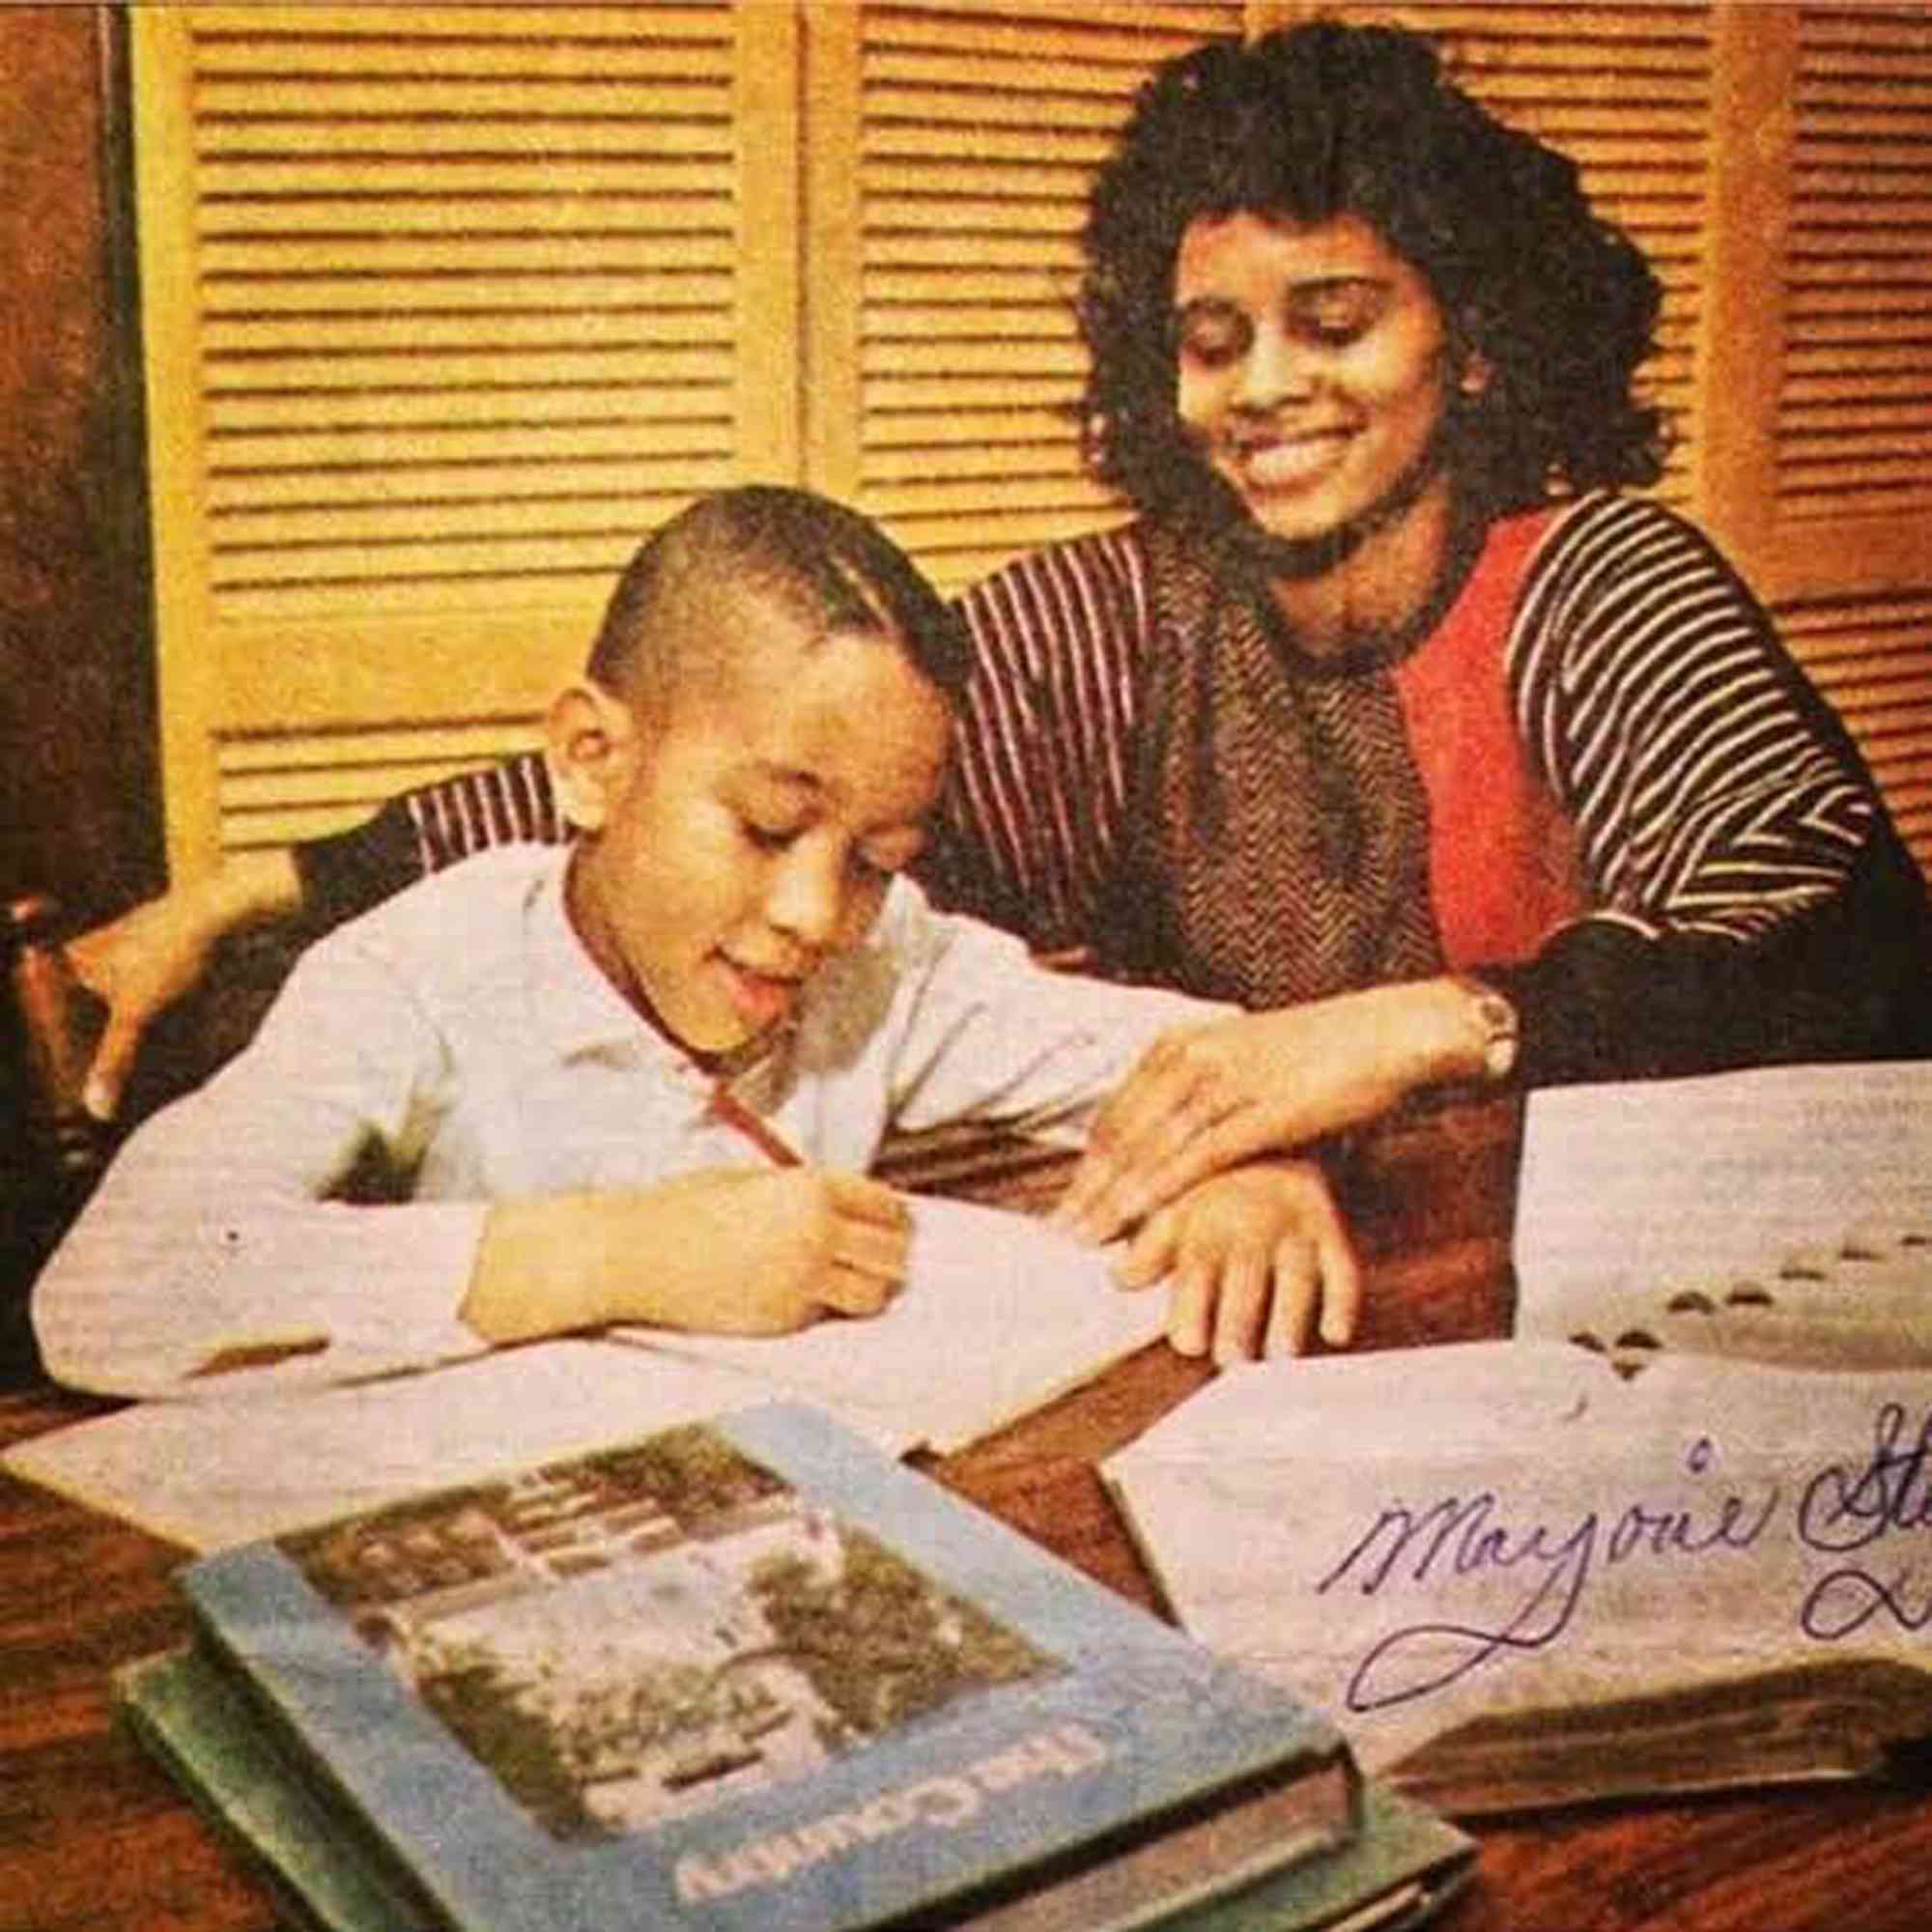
[33,489,1356,1397]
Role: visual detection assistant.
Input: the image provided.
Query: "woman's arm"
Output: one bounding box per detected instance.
[69,752,560,1118]
[1058,497,1932,1239]
[1493,494,1932,1081]
[918,526,1150,955]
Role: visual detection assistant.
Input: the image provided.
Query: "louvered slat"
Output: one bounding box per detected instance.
[135,3,783,870]
[215,721,543,850]
[848,1,1248,590]
[159,4,743,617]
[1778,7,1932,519]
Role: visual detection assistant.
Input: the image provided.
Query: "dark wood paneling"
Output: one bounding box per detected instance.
[0,6,159,920]
[0,8,160,1371]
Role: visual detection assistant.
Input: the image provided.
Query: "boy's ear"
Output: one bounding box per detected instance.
[545,679,640,833]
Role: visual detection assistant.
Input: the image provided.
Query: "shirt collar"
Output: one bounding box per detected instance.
[522,848,796,1088]
[524,849,672,1067]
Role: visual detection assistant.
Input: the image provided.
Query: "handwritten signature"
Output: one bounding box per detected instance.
[1799,1401,1932,1642]
[1316,1403,1932,1712]
[1314,1435,1778,1710]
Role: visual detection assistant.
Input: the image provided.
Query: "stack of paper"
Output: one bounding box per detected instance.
[1514,1060,1932,1370]
[5,1196,1163,1552]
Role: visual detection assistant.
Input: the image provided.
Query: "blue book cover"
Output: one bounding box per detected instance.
[178,1403,1366,1932]
[116,1648,1474,1932]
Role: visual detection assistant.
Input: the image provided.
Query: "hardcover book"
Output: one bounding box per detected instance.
[1104,1339,1932,1813]
[116,1647,1472,1932]
[145,1402,1459,1931]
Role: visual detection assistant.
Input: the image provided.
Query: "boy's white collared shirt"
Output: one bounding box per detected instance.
[33,845,1218,1399]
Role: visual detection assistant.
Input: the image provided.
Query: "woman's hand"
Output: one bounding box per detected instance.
[63,851,302,1120]
[1057,979,1497,1243]
[466,1168,913,1345]
[1112,1157,1360,1362]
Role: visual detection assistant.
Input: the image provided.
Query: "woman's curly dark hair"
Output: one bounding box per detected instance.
[1077,20,1666,524]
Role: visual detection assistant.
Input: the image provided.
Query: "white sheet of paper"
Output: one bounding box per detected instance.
[1105,1339,1932,1777]
[7,1195,1151,1548]
[1513,1060,1932,1368]
[2,1342,855,1553]
[610,1193,1161,1454]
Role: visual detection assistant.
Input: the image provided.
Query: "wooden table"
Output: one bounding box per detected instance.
[2,1098,1929,1931]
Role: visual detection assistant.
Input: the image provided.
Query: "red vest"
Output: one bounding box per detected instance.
[1393,506,1590,968]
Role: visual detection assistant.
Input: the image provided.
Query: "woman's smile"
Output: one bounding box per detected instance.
[1228,422,1358,493]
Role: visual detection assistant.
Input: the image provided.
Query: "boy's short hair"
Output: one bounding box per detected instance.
[587,486,970,708]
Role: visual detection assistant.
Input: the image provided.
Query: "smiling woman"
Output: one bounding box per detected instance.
[1175,213,1457,514]
[1169,210,1470,639]
[65,19,1932,1236]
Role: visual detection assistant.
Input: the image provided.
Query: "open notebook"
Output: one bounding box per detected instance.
[1106,1337,1932,1813]
[7,1196,1163,1551]
[1107,1061,1932,1813]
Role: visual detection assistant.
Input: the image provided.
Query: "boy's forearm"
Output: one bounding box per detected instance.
[466,1193,692,1344]
[466,1195,617,1343]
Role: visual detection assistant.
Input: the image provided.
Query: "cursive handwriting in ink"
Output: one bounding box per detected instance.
[1315,1436,1778,1711]
[1798,1402,1932,1553]
[1802,1565,1932,1641]
[1798,1403,1932,1640]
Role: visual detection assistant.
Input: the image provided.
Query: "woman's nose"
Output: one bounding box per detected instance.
[1236,324,1315,410]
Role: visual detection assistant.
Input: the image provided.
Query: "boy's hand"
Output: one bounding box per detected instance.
[467,1168,912,1344]
[1111,1158,1360,1363]
[1057,980,1493,1243]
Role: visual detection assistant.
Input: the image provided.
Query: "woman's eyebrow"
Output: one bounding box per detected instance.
[737,762,823,798]
[1285,272,1387,298]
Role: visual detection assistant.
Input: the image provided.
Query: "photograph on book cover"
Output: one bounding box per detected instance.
[276,1421,1063,1842]
[178,1403,1363,1932]
[6,6,1932,1932]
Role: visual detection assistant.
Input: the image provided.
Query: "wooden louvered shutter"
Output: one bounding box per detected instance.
[1772,8,1932,871]
[1775,5,1932,873]
[1695,5,1932,877]
[1779,7,1932,530]
[132,5,800,874]
[801,0,1256,597]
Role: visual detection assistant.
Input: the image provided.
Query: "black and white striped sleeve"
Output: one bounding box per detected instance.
[1511,495,1875,940]
[919,526,1150,953]
[295,750,561,936]
[1490,495,1932,1080]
